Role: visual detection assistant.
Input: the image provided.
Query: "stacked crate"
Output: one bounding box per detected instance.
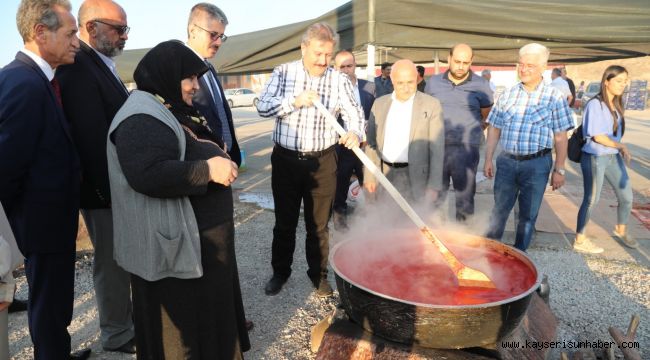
[624,80,648,110]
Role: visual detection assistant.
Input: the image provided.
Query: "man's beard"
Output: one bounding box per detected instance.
[96,32,124,57]
[450,69,468,81]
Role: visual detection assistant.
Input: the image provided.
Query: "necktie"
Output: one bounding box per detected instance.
[204,62,233,150]
[51,78,62,106]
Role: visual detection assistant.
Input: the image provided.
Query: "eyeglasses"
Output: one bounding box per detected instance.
[193,23,228,42]
[517,63,538,71]
[93,19,130,36]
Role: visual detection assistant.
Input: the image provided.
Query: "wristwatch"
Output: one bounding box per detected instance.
[553,168,566,176]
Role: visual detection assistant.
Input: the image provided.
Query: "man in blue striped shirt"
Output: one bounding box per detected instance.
[483,43,574,251]
[257,22,364,297]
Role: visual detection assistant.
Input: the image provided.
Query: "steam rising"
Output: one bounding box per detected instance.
[331,191,536,305]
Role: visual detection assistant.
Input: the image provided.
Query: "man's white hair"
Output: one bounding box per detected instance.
[519,43,550,64]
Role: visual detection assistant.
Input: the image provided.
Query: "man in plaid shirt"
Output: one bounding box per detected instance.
[256,22,364,297]
[483,43,574,251]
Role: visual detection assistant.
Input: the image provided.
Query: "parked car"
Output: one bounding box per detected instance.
[224,88,259,108]
[579,82,601,113]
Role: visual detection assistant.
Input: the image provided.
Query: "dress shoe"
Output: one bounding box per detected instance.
[245,319,254,331]
[310,275,333,297]
[70,348,91,360]
[264,275,288,296]
[8,299,27,313]
[103,338,136,354]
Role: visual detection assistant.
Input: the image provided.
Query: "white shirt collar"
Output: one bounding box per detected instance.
[20,48,55,81]
[184,43,222,99]
[84,40,117,74]
[390,92,416,106]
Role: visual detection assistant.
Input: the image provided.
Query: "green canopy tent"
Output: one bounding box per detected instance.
[116,0,650,81]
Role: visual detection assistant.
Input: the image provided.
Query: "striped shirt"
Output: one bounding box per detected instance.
[487,81,574,155]
[257,60,364,152]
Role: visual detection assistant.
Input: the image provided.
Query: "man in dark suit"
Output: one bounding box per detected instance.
[332,50,375,230]
[186,3,241,166]
[0,1,90,359]
[374,62,393,98]
[185,2,253,331]
[56,0,135,354]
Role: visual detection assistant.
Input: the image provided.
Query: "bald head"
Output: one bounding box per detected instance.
[78,0,128,57]
[450,43,473,57]
[79,0,126,28]
[391,59,418,102]
[448,43,473,83]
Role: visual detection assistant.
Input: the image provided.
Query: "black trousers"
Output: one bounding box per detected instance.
[25,251,76,359]
[438,143,480,221]
[270,146,337,280]
[333,144,363,213]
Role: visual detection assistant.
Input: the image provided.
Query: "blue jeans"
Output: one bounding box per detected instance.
[486,153,552,251]
[576,152,632,234]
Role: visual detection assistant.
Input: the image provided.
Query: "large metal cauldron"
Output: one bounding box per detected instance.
[330,229,542,349]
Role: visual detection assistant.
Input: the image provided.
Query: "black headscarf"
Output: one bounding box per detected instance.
[133,40,208,117]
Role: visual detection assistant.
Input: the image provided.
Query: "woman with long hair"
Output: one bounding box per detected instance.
[574,65,636,253]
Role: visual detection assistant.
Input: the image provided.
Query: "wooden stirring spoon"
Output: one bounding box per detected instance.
[313,100,495,289]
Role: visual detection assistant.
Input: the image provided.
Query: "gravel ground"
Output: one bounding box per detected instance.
[528,249,649,359]
[7,199,650,359]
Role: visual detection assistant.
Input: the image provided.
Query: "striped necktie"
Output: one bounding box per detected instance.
[204,61,232,150]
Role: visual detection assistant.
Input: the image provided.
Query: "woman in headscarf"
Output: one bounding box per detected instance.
[107,40,250,359]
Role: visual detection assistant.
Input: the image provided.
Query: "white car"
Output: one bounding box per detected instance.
[224,88,259,108]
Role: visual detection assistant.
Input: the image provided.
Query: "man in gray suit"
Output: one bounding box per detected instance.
[364,59,445,202]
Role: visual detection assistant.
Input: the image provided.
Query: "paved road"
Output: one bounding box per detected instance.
[232,106,650,203]
[230,106,649,268]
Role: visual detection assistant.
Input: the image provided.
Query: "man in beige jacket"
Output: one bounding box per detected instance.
[364,59,445,202]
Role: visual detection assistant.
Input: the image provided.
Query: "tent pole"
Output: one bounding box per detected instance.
[366,0,376,81]
[434,50,440,75]
[367,45,376,81]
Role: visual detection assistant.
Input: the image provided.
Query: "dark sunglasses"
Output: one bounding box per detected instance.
[93,19,130,36]
[193,23,228,42]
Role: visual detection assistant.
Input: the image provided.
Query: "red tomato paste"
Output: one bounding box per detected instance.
[333,232,537,306]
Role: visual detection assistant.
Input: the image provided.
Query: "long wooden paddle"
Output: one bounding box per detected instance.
[314,100,495,288]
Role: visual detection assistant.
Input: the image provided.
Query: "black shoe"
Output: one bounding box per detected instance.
[103,338,136,354]
[264,275,288,296]
[70,348,91,360]
[311,275,333,297]
[8,299,27,313]
[245,319,254,331]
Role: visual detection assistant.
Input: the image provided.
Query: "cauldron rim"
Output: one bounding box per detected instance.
[330,234,543,309]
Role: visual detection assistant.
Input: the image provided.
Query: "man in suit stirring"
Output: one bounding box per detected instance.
[0,0,90,358]
[186,2,241,166]
[364,59,445,203]
[56,0,135,353]
[332,50,375,230]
